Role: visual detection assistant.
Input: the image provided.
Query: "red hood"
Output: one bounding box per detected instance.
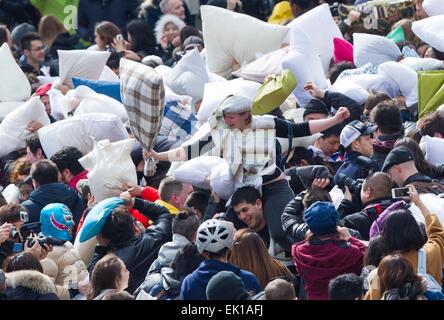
[292,237,366,300]
[69,170,89,191]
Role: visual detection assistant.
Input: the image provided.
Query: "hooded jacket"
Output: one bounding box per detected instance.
[149,267,182,300]
[179,259,261,300]
[292,236,366,300]
[21,182,86,226]
[136,234,191,295]
[5,270,59,300]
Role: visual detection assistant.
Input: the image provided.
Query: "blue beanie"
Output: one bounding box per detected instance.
[304,201,339,236]
[40,203,75,241]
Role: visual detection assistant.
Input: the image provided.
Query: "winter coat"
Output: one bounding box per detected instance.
[48,32,80,60]
[179,259,261,300]
[365,214,444,300]
[88,198,172,294]
[372,133,401,168]
[282,194,364,244]
[403,174,444,195]
[5,270,59,300]
[136,234,191,295]
[40,241,89,300]
[149,267,182,300]
[333,151,380,186]
[339,197,396,240]
[21,182,86,226]
[292,236,366,300]
[77,0,139,42]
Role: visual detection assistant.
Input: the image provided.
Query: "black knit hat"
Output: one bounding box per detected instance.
[303,99,329,118]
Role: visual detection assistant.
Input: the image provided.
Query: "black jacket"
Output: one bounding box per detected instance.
[0,240,14,269]
[48,32,79,60]
[88,198,172,294]
[403,173,444,195]
[21,183,86,226]
[323,91,362,125]
[281,193,363,244]
[78,0,139,42]
[372,133,401,168]
[334,151,380,186]
[339,197,396,241]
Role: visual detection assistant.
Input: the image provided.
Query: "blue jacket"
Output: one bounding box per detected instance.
[334,151,380,186]
[179,259,261,300]
[78,0,139,42]
[21,183,86,226]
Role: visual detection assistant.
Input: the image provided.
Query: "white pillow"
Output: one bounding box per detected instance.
[73,86,128,123]
[154,65,172,78]
[423,0,444,16]
[0,43,30,102]
[0,101,25,120]
[412,15,444,52]
[400,57,444,71]
[197,78,260,122]
[165,49,209,102]
[0,97,50,157]
[353,33,402,68]
[336,63,376,82]
[208,72,227,83]
[438,104,444,117]
[38,113,128,159]
[79,139,137,202]
[2,184,20,204]
[232,47,288,83]
[333,73,400,98]
[287,3,343,74]
[99,66,120,82]
[330,82,369,105]
[201,5,289,78]
[420,135,444,166]
[282,28,327,106]
[58,50,111,86]
[378,61,418,107]
[172,156,234,200]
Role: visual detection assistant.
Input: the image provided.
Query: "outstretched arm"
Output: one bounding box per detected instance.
[308,107,350,134]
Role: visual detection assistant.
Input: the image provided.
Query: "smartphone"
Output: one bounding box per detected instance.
[392,186,413,199]
[12,242,23,253]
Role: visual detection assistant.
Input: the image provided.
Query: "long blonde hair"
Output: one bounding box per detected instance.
[228,228,292,289]
[38,15,67,48]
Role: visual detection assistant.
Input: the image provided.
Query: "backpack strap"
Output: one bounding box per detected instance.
[417,248,427,276]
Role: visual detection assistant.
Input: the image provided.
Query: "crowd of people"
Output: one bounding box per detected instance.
[0,0,444,301]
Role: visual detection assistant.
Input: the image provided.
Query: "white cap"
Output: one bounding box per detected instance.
[340,120,376,148]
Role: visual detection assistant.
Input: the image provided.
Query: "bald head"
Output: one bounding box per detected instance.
[361,172,393,202]
[387,160,418,187]
[264,279,296,300]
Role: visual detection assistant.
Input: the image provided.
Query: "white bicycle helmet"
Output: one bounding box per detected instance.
[196,219,235,254]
